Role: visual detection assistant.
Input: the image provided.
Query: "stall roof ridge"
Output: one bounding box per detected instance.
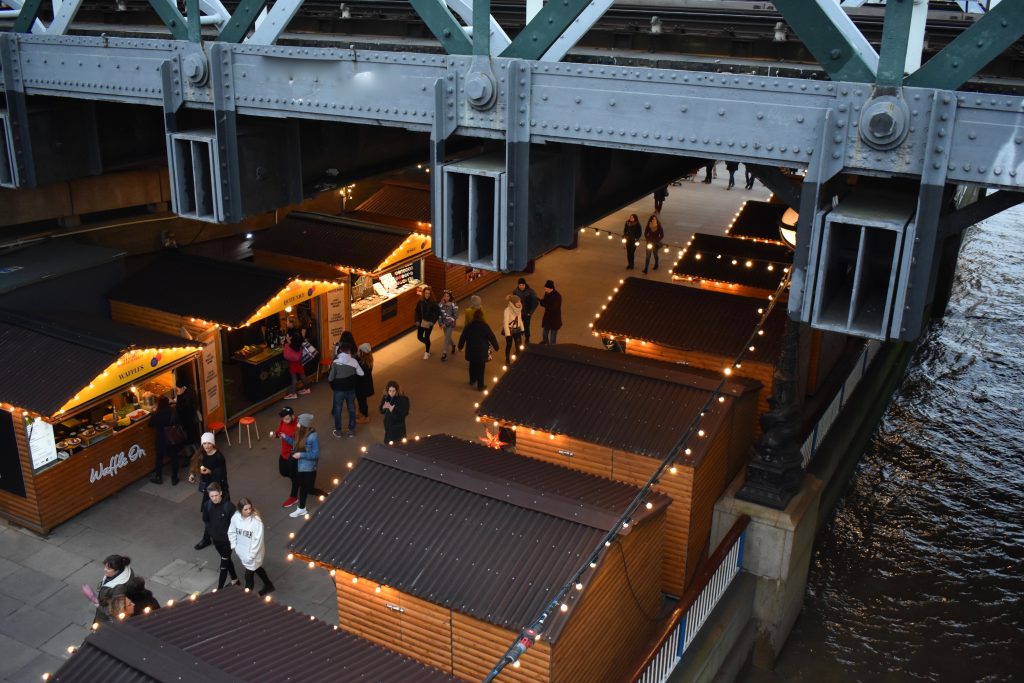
[593,278,786,364]
[353,181,431,225]
[52,587,461,683]
[365,435,669,531]
[477,344,760,462]
[0,239,125,295]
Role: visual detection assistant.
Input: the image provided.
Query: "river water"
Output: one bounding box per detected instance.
[765,204,1024,682]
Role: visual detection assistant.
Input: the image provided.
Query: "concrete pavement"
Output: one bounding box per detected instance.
[0,165,768,682]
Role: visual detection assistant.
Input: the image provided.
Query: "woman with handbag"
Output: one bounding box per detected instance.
[148,396,184,485]
[414,286,440,360]
[282,318,312,400]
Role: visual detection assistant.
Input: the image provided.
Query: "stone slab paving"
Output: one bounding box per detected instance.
[0,180,767,680]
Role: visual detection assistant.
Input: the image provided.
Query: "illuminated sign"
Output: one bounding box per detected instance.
[245,279,344,325]
[89,444,147,484]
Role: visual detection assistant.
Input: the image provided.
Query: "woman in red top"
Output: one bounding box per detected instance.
[270,406,300,508]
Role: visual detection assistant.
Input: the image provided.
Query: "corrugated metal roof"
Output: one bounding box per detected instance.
[252,212,416,273]
[0,239,125,295]
[672,233,791,290]
[593,277,785,365]
[0,310,199,416]
[108,253,296,327]
[290,437,664,641]
[52,587,460,683]
[725,200,788,244]
[477,344,760,462]
[355,181,431,224]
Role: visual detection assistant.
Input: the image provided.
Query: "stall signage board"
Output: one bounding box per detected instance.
[27,417,58,470]
[56,346,200,416]
[250,280,343,324]
[377,235,430,274]
[201,337,221,414]
[326,287,346,353]
[89,443,147,484]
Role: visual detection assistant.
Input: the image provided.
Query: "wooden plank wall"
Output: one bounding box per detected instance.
[684,428,733,583]
[0,411,45,532]
[350,286,421,351]
[551,509,666,683]
[423,256,503,304]
[452,612,552,683]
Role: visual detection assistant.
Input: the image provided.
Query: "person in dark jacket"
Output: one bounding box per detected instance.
[201,482,239,589]
[329,341,363,438]
[379,380,410,443]
[643,214,664,274]
[414,285,441,359]
[122,576,161,616]
[539,280,563,345]
[725,160,740,189]
[148,396,180,485]
[653,185,668,213]
[623,214,642,270]
[513,278,539,344]
[90,554,133,623]
[174,377,200,458]
[191,432,229,550]
[458,309,500,390]
[744,164,756,190]
[355,343,375,423]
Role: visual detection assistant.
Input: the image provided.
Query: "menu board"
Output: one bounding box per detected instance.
[326,286,346,353]
[27,417,58,470]
[201,336,221,414]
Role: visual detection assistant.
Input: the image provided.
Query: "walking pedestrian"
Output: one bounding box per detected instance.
[191,432,228,550]
[539,280,563,344]
[642,214,664,274]
[173,375,200,461]
[148,396,181,485]
[703,160,715,183]
[744,164,756,190]
[414,285,440,359]
[438,290,459,361]
[201,482,239,589]
[328,341,363,438]
[379,380,410,443]
[513,278,538,344]
[355,343,375,422]
[458,309,500,390]
[228,497,275,596]
[463,294,486,328]
[653,185,669,213]
[289,413,320,518]
[271,407,299,508]
[90,554,133,623]
[623,214,642,270]
[501,294,524,365]
[122,576,161,616]
[725,160,739,190]
[282,318,312,400]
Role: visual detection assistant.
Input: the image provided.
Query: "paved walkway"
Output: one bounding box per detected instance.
[0,166,769,682]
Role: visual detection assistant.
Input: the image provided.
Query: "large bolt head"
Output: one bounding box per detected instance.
[183,53,208,86]
[858,95,909,150]
[466,71,497,111]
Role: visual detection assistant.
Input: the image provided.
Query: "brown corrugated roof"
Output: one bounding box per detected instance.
[725,200,788,244]
[354,180,431,225]
[252,212,419,273]
[477,344,760,463]
[672,233,791,290]
[52,587,460,683]
[290,436,666,642]
[593,277,786,365]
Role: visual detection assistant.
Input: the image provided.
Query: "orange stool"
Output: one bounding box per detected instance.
[207,421,230,447]
[238,416,259,448]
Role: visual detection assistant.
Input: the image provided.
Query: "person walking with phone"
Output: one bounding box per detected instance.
[379,380,410,444]
[414,285,440,359]
[438,290,458,361]
[191,432,229,550]
[643,214,664,274]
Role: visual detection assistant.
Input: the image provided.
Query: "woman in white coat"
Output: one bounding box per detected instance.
[501,294,524,365]
[228,497,276,596]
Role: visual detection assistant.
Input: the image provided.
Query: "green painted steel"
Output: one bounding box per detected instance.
[770,0,875,83]
[875,0,915,87]
[473,0,490,56]
[11,0,45,33]
[217,0,269,43]
[186,0,201,42]
[409,0,473,54]
[905,1,1024,90]
[500,0,591,60]
[144,0,189,40]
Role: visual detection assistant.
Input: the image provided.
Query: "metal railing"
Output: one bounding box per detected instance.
[800,340,882,468]
[630,515,750,683]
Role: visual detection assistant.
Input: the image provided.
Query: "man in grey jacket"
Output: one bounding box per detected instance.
[328,341,363,438]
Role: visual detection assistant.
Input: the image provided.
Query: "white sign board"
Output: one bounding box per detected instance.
[201,338,221,414]
[27,418,58,470]
[326,286,346,356]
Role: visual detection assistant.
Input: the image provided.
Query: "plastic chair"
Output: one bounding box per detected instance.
[238,416,259,448]
[207,421,230,446]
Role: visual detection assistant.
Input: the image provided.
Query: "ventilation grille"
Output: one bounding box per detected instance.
[167,131,223,222]
[0,111,17,189]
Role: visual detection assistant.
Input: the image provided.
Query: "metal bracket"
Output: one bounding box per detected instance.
[0,33,31,187]
[506,59,531,269]
[209,41,240,222]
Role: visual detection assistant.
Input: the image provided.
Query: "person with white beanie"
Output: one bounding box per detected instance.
[191,431,229,550]
[228,497,275,596]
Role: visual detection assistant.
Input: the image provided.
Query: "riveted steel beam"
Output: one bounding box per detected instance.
[875,0,916,88]
[771,0,877,83]
[905,0,1024,90]
[408,0,473,55]
[500,0,590,60]
[187,0,201,42]
[11,0,44,33]
[247,0,305,46]
[217,0,269,43]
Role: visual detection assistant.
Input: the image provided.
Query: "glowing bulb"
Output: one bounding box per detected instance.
[645,501,653,510]
[560,603,568,612]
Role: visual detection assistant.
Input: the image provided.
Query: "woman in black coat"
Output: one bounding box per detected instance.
[355,343,375,423]
[379,380,410,443]
[148,396,180,485]
[457,309,500,391]
[414,286,441,359]
[174,378,200,455]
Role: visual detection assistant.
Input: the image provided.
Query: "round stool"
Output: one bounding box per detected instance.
[207,421,230,447]
[238,416,259,448]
